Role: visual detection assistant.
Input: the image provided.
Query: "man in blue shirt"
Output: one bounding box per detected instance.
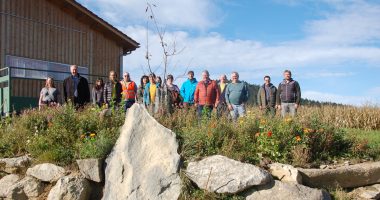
[180,71,198,107]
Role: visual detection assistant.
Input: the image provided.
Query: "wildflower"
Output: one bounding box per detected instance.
[296,135,301,141]
[260,119,267,125]
[48,122,53,127]
[255,132,260,137]
[267,131,273,137]
[80,134,85,139]
[90,133,96,137]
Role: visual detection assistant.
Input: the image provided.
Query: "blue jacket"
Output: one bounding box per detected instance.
[143,82,160,105]
[180,78,198,103]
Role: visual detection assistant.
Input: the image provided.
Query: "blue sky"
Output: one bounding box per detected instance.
[77,0,380,105]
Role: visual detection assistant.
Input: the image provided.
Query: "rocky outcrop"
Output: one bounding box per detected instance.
[102,104,181,200]
[269,163,302,184]
[26,163,65,183]
[47,176,91,200]
[13,176,44,199]
[0,156,31,173]
[245,180,331,200]
[299,161,380,189]
[186,155,272,194]
[76,159,104,182]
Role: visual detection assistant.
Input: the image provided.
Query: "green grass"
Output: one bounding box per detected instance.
[345,128,380,160]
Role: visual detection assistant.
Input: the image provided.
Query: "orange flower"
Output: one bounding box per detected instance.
[296,135,301,141]
[255,132,260,137]
[48,122,53,127]
[267,131,273,137]
[80,134,85,139]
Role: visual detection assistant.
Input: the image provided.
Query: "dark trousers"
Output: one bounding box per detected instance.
[197,105,214,119]
[124,99,136,112]
[216,102,228,119]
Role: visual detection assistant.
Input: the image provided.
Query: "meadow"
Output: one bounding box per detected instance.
[0,103,379,199]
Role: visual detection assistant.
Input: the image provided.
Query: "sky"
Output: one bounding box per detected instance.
[77,0,380,106]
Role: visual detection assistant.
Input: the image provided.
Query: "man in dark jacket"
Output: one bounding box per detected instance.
[276,70,301,117]
[63,65,90,108]
[257,76,277,117]
[104,70,122,108]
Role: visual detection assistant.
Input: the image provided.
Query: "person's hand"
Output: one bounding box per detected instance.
[228,104,233,111]
[194,103,198,107]
[214,102,218,108]
[259,106,263,110]
[276,105,281,110]
[295,104,299,109]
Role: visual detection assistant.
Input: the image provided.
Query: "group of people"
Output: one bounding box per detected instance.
[38,65,301,119]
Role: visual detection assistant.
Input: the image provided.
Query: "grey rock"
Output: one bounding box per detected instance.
[352,184,380,199]
[0,174,21,197]
[268,163,302,184]
[299,161,380,189]
[186,155,272,194]
[0,156,31,173]
[26,163,65,182]
[47,176,91,200]
[102,104,181,200]
[245,180,331,200]
[15,176,44,198]
[76,159,104,182]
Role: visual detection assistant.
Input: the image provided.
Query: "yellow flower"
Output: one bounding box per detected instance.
[284,117,292,123]
[90,133,96,137]
[296,135,301,141]
[260,119,267,125]
[80,134,85,139]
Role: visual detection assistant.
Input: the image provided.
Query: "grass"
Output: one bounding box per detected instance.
[345,128,380,160]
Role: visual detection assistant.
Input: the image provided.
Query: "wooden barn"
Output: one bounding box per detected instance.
[0,0,139,114]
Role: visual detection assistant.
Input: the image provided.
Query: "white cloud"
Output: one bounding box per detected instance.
[78,0,221,30]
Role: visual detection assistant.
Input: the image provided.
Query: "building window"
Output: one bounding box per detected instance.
[5,55,88,81]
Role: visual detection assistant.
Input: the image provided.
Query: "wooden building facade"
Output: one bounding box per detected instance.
[0,0,139,113]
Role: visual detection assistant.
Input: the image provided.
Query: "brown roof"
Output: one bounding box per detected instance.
[50,0,140,55]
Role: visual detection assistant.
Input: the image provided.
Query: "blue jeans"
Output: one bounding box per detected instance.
[281,103,296,117]
[230,104,246,121]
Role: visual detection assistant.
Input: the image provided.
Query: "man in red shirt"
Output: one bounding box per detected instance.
[194,70,220,119]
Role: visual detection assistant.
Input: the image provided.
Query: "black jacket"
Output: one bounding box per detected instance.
[63,74,90,105]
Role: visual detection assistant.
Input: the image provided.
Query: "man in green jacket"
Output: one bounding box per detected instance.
[257,76,277,117]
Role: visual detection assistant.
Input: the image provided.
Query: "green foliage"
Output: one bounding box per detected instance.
[0,104,125,165]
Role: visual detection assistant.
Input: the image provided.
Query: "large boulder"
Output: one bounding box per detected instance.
[0,156,31,173]
[76,159,104,182]
[268,163,302,184]
[299,161,380,189]
[0,174,21,198]
[47,176,91,200]
[26,163,65,183]
[245,180,331,200]
[102,104,181,200]
[186,155,272,194]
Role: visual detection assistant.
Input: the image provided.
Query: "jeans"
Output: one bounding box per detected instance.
[197,105,214,119]
[230,104,246,121]
[124,100,135,112]
[281,103,297,117]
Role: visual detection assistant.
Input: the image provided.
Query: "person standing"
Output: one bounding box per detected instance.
[137,75,149,104]
[120,72,137,111]
[180,71,198,107]
[165,74,181,112]
[103,70,122,108]
[92,78,104,108]
[194,70,220,119]
[143,73,160,113]
[276,70,301,117]
[225,72,249,121]
[257,76,277,117]
[217,74,229,118]
[39,77,60,110]
[63,65,90,108]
